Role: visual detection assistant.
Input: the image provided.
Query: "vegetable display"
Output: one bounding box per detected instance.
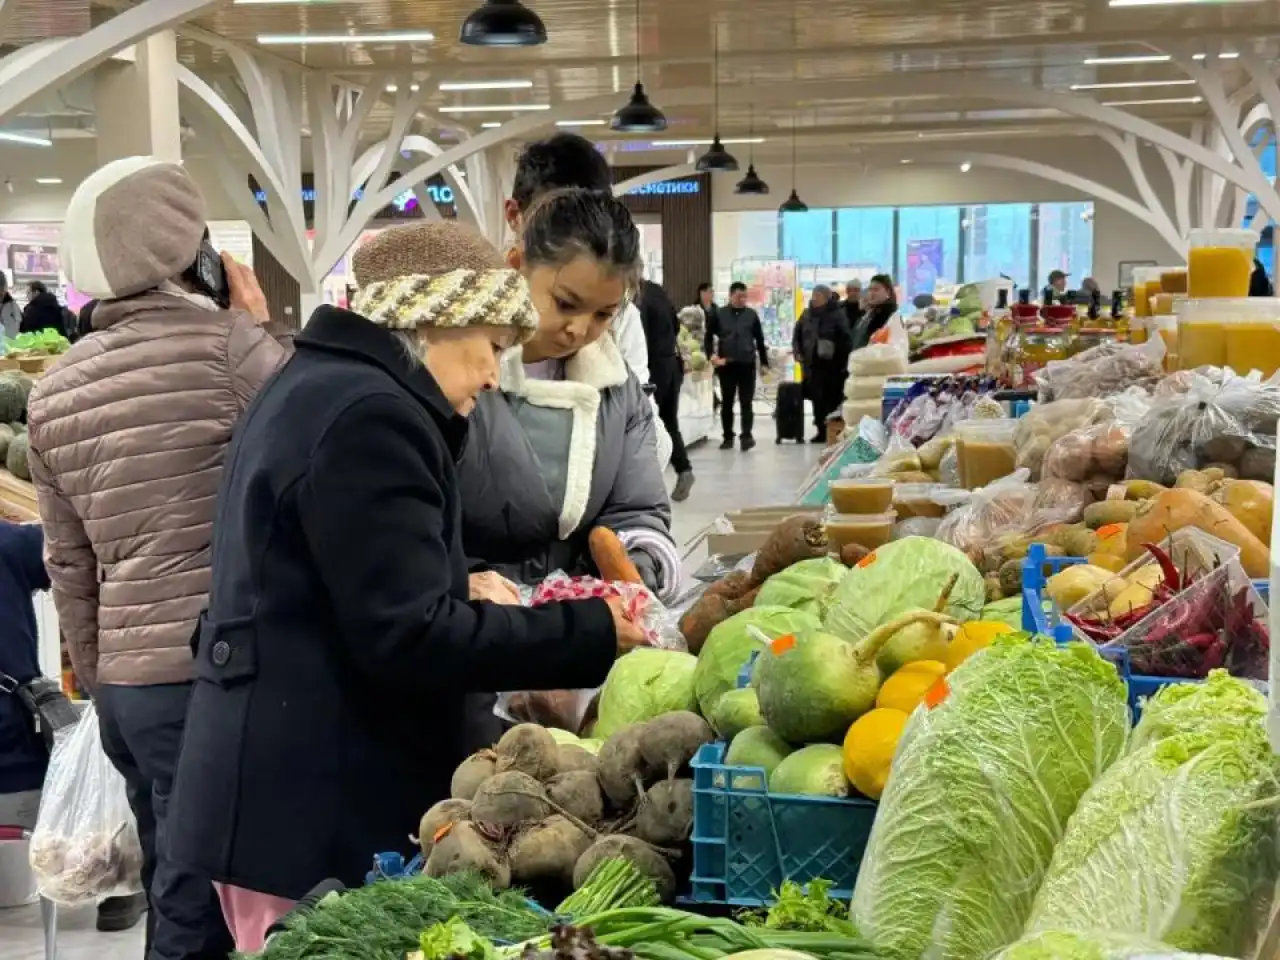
[594,649,699,739]
[851,635,1130,960]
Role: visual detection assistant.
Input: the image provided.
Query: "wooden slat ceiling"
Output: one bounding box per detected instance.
[128,0,1280,152]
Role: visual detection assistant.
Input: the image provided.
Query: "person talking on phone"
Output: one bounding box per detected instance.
[24,156,292,960]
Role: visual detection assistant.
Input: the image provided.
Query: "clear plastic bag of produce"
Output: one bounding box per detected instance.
[28,703,143,904]
[1126,372,1280,485]
[1035,335,1166,402]
[851,636,1130,960]
[936,469,1085,556]
[495,573,686,733]
[1013,397,1113,479]
[1042,388,1155,498]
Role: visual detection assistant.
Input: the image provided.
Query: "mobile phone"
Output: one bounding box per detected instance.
[182,230,231,308]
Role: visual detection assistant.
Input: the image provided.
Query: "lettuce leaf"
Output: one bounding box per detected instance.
[850,636,1129,960]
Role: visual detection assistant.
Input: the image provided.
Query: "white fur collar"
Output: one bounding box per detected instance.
[498,335,629,541]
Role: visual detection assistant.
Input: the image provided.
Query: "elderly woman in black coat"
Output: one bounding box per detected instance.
[168,222,644,953]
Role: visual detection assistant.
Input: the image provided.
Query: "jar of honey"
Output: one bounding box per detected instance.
[1188,228,1259,298]
[1006,325,1069,388]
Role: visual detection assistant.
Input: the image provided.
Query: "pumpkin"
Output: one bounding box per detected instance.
[1212,479,1274,545]
[1126,488,1270,578]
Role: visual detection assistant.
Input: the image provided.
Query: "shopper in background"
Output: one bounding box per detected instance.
[0,276,19,340]
[793,284,852,444]
[25,156,292,960]
[851,273,899,350]
[1042,269,1069,303]
[843,279,864,327]
[168,221,643,953]
[1250,258,1274,297]
[20,281,64,335]
[459,190,678,606]
[706,280,769,451]
[696,281,717,329]
[638,277,695,501]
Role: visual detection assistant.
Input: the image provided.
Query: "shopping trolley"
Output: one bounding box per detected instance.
[0,825,57,960]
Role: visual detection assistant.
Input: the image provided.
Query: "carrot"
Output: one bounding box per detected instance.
[588,526,645,584]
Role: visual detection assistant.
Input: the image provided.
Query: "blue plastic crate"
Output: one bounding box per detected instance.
[689,741,877,907]
[1018,543,1271,719]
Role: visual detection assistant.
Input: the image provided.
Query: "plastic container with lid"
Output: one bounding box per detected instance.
[892,483,969,520]
[824,512,897,552]
[954,419,1019,490]
[1176,298,1229,370]
[1159,267,1188,295]
[829,477,894,515]
[1188,227,1258,298]
[1223,297,1280,378]
[1154,314,1178,371]
[1131,266,1165,320]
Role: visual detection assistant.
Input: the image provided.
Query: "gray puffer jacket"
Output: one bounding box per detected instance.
[457,333,680,602]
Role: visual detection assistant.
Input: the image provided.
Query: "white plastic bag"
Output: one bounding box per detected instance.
[28,703,142,904]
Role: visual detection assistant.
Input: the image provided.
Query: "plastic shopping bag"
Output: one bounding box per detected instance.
[495,573,687,734]
[28,703,142,904]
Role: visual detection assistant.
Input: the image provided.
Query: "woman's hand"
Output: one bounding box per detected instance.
[605,596,648,654]
[222,252,270,326]
[469,571,522,605]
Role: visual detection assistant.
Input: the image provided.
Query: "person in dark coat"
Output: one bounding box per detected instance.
[20,281,64,335]
[851,274,899,350]
[843,279,864,328]
[638,278,694,501]
[706,281,769,451]
[793,285,853,443]
[1250,258,1274,297]
[696,281,717,330]
[167,221,642,953]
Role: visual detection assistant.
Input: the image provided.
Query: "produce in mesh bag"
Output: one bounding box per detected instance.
[850,635,1130,960]
[29,704,144,904]
[1026,707,1279,954]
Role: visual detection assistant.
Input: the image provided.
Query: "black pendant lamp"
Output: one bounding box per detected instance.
[612,0,666,132]
[778,115,806,213]
[696,26,738,173]
[460,0,547,47]
[735,96,768,194]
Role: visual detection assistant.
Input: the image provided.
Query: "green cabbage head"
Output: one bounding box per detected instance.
[825,536,984,642]
[1027,688,1280,955]
[755,557,849,618]
[693,605,820,724]
[593,648,698,739]
[993,931,1218,960]
[850,636,1130,960]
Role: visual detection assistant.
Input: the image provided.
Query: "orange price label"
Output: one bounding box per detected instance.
[770,633,797,656]
[924,677,950,710]
[857,551,878,569]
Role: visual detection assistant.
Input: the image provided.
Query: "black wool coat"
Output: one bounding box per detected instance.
[168,306,617,899]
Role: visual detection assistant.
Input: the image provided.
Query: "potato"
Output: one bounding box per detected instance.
[1199,434,1248,465]
[1240,446,1277,482]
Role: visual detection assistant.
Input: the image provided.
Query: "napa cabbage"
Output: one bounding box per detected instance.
[849,636,1129,960]
[1026,674,1280,956]
[994,930,1230,960]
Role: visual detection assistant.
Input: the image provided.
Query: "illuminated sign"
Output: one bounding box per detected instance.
[253,183,456,209]
[623,180,699,196]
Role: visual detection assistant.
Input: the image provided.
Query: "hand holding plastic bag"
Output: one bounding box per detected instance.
[28,703,142,904]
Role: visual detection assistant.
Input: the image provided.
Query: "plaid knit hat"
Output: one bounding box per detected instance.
[351,221,537,343]
[61,157,206,300]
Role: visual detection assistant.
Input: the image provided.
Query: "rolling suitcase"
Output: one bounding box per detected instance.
[774,381,806,444]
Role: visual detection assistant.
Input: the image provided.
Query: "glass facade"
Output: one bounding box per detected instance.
[771,201,1094,291]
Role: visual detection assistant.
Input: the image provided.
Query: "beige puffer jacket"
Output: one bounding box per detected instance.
[26,289,291,690]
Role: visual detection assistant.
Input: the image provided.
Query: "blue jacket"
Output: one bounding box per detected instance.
[0,522,50,796]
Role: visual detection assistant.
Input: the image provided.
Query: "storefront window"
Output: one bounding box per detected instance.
[965,203,1033,287]
[780,208,835,266]
[835,207,894,272]
[1037,202,1095,292]
[898,206,961,292]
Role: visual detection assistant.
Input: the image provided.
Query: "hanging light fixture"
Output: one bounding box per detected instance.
[735,86,769,194]
[696,24,738,173]
[778,114,806,212]
[612,0,667,132]
[460,0,547,46]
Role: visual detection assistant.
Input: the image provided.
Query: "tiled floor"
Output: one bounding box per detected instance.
[0,402,821,960]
